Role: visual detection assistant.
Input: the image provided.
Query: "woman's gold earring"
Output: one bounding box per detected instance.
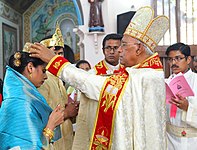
[29,73,32,78]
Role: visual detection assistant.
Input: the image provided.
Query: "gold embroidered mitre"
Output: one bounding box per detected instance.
[40,23,64,47]
[124,6,169,52]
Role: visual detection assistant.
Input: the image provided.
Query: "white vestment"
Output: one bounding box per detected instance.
[58,64,166,150]
[166,69,197,150]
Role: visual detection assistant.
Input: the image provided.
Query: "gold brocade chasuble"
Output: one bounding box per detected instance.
[89,53,163,150]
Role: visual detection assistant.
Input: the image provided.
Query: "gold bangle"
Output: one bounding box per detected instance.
[44,128,54,135]
[43,128,54,140]
[43,131,53,140]
[43,132,53,140]
[44,132,53,139]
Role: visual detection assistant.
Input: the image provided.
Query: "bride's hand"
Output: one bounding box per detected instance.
[46,104,65,130]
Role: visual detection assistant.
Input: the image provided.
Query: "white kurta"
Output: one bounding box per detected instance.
[166,69,197,150]
[59,64,166,150]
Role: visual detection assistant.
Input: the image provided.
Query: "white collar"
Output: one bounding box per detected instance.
[104,60,120,71]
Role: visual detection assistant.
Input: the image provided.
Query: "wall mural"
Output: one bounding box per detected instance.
[24,0,83,61]
[2,23,17,68]
[0,1,22,24]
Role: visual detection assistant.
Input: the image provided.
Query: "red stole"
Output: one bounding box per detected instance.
[90,53,163,149]
[135,52,163,70]
[94,60,125,75]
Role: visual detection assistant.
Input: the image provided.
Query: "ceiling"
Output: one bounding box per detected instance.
[3,0,36,14]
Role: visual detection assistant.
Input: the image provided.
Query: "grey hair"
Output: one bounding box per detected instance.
[136,39,154,55]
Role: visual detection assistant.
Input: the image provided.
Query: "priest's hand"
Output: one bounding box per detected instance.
[30,42,55,63]
[64,101,79,120]
[169,94,189,111]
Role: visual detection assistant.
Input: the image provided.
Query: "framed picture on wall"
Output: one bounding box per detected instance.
[2,23,17,70]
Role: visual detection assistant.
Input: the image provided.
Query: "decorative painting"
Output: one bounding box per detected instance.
[24,0,83,61]
[2,23,17,68]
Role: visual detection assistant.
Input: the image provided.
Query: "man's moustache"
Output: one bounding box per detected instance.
[171,65,179,69]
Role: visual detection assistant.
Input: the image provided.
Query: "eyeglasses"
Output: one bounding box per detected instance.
[167,56,187,63]
[104,46,120,52]
[120,42,140,48]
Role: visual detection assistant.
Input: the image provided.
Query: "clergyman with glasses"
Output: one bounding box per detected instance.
[89,33,124,75]
[30,6,169,149]
[165,42,197,150]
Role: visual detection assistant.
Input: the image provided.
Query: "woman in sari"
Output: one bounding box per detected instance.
[0,47,67,149]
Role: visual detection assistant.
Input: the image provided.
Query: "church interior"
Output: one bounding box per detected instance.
[0,0,197,79]
[0,1,197,149]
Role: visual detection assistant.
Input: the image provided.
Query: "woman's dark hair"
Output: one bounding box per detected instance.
[76,60,91,69]
[165,42,191,56]
[9,51,45,74]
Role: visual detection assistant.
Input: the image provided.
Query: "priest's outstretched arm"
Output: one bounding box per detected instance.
[30,43,106,101]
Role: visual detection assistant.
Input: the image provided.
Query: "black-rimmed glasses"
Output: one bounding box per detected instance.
[167,56,187,63]
[104,46,120,52]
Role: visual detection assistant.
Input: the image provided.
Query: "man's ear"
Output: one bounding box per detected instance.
[136,44,143,56]
[27,62,33,74]
[187,56,192,65]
